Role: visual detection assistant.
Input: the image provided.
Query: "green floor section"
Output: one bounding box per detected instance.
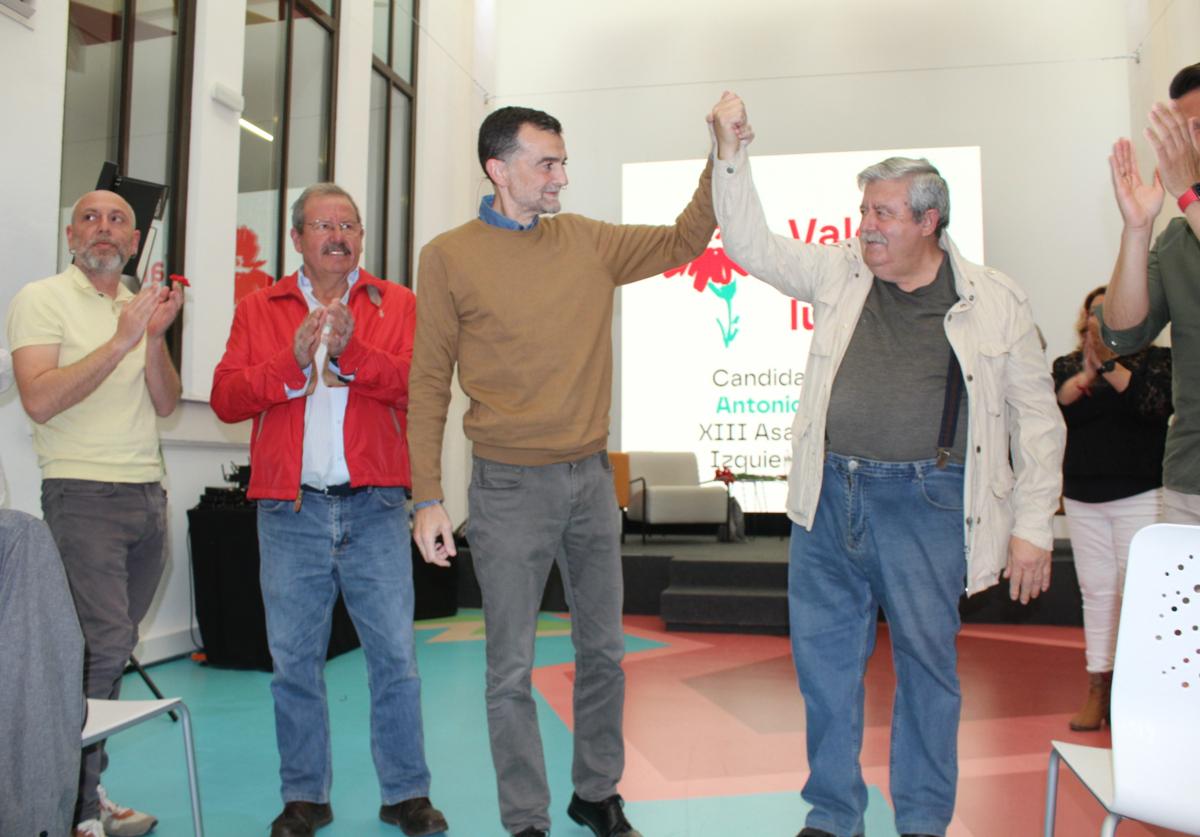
[103,611,898,836]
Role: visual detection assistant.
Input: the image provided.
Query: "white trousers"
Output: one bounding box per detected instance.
[1063,488,1162,673]
[1163,486,1200,524]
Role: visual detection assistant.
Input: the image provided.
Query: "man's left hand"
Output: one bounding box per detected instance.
[146,281,183,340]
[1002,535,1051,604]
[324,301,355,357]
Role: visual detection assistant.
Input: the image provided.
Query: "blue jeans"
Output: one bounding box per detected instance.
[257,487,431,805]
[790,453,965,837]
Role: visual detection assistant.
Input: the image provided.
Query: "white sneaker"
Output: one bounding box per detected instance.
[74,819,106,837]
[97,785,158,837]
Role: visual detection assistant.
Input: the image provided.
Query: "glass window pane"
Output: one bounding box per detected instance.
[372,0,389,61]
[365,72,389,278]
[127,0,181,286]
[236,2,285,299]
[385,90,411,284]
[390,0,413,82]
[59,0,125,271]
[284,16,332,276]
[127,0,178,186]
[303,0,334,17]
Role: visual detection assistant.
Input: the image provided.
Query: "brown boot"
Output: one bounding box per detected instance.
[1069,671,1112,731]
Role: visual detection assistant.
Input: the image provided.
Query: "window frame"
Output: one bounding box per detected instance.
[368,0,418,284]
[270,0,340,278]
[67,0,198,363]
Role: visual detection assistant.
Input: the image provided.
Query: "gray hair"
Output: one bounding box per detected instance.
[856,157,950,235]
[290,183,362,232]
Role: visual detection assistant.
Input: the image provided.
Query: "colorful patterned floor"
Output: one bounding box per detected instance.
[106,612,1187,835]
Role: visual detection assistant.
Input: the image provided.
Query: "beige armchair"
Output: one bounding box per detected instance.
[625,451,728,543]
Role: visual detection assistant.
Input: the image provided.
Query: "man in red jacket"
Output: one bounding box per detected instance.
[212,183,446,837]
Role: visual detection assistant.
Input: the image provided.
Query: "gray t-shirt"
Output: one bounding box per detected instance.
[826,253,967,463]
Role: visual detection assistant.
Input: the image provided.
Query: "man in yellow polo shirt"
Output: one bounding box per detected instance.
[6,189,183,837]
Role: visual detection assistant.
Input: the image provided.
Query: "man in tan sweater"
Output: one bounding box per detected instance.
[408,106,715,837]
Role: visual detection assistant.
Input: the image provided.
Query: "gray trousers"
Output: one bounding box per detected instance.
[0,510,85,837]
[467,452,626,835]
[42,479,168,823]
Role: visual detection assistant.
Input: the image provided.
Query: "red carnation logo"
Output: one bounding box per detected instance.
[664,229,748,347]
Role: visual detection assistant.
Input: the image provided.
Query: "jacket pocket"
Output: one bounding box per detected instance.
[991,467,1015,499]
[976,342,1009,417]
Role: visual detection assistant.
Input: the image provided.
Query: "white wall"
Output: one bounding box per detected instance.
[0,2,68,517]
[1127,0,1200,240]
[488,0,1138,438]
[409,0,494,522]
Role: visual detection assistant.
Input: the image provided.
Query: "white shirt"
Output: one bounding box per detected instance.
[286,269,358,489]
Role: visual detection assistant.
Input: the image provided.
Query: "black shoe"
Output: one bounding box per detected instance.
[567,792,642,837]
[379,796,449,836]
[513,829,548,837]
[269,801,333,837]
[797,829,836,837]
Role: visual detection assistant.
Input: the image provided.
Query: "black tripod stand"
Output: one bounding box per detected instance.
[125,655,179,722]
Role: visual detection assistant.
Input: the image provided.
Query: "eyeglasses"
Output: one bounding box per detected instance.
[304,220,362,235]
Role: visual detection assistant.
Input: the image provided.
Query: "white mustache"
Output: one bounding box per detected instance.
[323,244,350,255]
[861,231,888,245]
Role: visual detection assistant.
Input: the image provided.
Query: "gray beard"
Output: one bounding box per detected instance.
[76,246,127,274]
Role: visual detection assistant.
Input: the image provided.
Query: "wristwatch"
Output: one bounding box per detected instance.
[1100,358,1118,373]
[1180,182,1200,213]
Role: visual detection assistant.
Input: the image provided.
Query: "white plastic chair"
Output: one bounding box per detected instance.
[83,697,204,836]
[1043,523,1200,836]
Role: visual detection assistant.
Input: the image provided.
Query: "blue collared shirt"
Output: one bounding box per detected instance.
[478,194,539,231]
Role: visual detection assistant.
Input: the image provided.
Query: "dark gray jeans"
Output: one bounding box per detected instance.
[467,452,626,835]
[0,510,84,837]
[42,479,168,823]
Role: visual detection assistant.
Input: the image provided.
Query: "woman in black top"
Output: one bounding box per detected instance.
[1053,285,1172,730]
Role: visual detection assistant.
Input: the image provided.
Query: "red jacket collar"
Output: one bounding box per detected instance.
[265,268,388,303]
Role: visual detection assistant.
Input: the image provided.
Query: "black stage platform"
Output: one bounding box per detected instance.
[454,521,1083,635]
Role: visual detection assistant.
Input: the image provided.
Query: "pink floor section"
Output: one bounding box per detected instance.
[533,617,1189,837]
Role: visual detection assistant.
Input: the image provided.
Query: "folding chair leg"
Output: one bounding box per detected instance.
[178,703,204,836]
[1043,748,1061,837]
[1100,813,1122,837]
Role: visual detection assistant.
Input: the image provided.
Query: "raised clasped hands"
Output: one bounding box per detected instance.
[1084,318,1116,371]
[116,280,181,352]
[146,280,183,340]
[708,91,755,161]
[292,302,355,369]
[322,301,354,358]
